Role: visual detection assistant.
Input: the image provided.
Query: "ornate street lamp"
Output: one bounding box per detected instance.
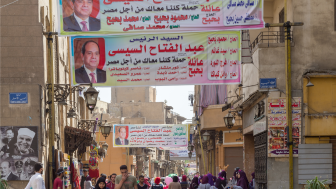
[84,83,99,113]
[67,108,77,118]
[188,151,192,159]
[102,142,109,151]
[188,144,194,152]
[99,122,112,139]
[145,156,149,161]
[202,131,210,142]
[223,111,235,129]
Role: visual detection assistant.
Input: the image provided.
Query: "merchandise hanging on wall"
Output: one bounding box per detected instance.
[70,31,241,87]
[113,124,188,147]
[58,0,264,36]
[267,97,301,157]
[0,126,38,181]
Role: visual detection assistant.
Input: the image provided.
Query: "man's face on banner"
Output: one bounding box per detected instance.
[82,42,100,71]
[0,162,10,176]
[26,165,34,174]
[17,135,33,151]
[6,130,14,140]
[119,128,126,139]
[73,0,93,20]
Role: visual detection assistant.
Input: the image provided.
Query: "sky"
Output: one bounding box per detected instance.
[96,85,194,122]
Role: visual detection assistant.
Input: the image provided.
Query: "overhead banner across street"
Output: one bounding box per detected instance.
[113,124,188,147]
[58,0,264,36]
[70,31,241,86]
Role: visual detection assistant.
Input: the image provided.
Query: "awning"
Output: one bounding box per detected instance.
[236,90,268,110]
[64,126,93,155]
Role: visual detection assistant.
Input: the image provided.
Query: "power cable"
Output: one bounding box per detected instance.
[0,0,20,9]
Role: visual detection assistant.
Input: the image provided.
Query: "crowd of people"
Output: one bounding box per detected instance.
[23,163,255,189]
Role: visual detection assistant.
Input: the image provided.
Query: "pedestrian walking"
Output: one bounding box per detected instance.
[81,168,90,189]
[115,165,138,189]
[207,174,214,186]
[107,173,117,189]
[180,175,188,189]
[84,176,95,189]
[216,171,227,189]
[138,175,149,189]
[53,168,65,189]
[249,173,255,189]
[234,171,248,189]
[190,176,199,189]
[152,177,164,189]
[24,163,45,189]
[95,177,110,189]
[198,175,210,189]
[144,177,151,189]
[168,176,182,189]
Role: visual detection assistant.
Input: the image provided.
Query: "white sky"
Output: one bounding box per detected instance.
[96,85,194,122]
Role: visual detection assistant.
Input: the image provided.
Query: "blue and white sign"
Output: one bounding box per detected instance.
[9,92,28,104]
[260,78,277,89]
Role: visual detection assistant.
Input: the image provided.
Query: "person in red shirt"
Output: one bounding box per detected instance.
[53,168,65,189]
[107,173,116,189]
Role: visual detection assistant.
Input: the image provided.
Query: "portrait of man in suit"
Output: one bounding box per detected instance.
[75,40,106,84]
[63,0,101,32]
[115,127,129,146]
[0,161,19,180]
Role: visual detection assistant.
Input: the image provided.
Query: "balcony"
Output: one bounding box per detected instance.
[250,31,293,53]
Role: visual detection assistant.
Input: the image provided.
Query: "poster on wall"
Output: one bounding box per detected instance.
[170,149,196,157]
[70,31,241,87]
[113,124,188,147]
[0,126,38,180]
[58,0,264,36]
[267,97,301,157]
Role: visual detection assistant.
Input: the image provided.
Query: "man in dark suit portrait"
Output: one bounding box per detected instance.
[0,161,19,180]
[75,41,106,84]
[63,0,100,31]
[115,127,129,145]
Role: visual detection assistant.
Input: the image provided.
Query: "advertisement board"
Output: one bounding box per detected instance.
[113,124,188,147]
[170,149,196,157]
[58,0,264,36]
[0,126,38,180]
[267,97,301,157]
[70,31,241,86]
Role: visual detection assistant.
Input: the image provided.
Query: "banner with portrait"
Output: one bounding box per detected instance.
[113,124,188,147]
[0,126,38,181]
[58,0,264,36]
[70,31,241,87]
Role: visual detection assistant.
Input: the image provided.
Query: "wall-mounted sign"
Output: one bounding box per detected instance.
[170,149,196,157]
[267,97,301,157]
[9,93,28,104]
[260,78,276,89]
[253,121,266,136]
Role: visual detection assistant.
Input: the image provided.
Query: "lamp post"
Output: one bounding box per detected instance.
[102,142,109,151]
[84,83,99,113]
[188,151,192,159]
[202,131,210,142]
[188,144,194,152]
[99,122,112,139]
[223,111,235,129]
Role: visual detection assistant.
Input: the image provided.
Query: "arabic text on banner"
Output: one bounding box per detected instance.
[113,124,188,147]
[267,97,301,157]
[170,150,196,157]
[70,31,241,87]
[58,0,264,36]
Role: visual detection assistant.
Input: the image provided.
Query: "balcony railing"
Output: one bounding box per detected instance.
[251,31,293,50]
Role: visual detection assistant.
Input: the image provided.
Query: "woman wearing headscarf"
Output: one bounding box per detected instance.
[84,176,95,189]
[198,175,211,189]
[152,177,164,189]
[216,171,226,189]
[190,176,199,189]
[213,176,217,186]
[207,174,214,186]
[249,172,255,189]
[95,177,110,189]
[168,176,182,189]
[235,171,248,189]
[180,175,188,189]
[199,175,203,184]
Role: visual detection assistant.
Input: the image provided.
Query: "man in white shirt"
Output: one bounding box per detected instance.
[75,40,106,84]
[24,163,45,189]
[63,0,100,31]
